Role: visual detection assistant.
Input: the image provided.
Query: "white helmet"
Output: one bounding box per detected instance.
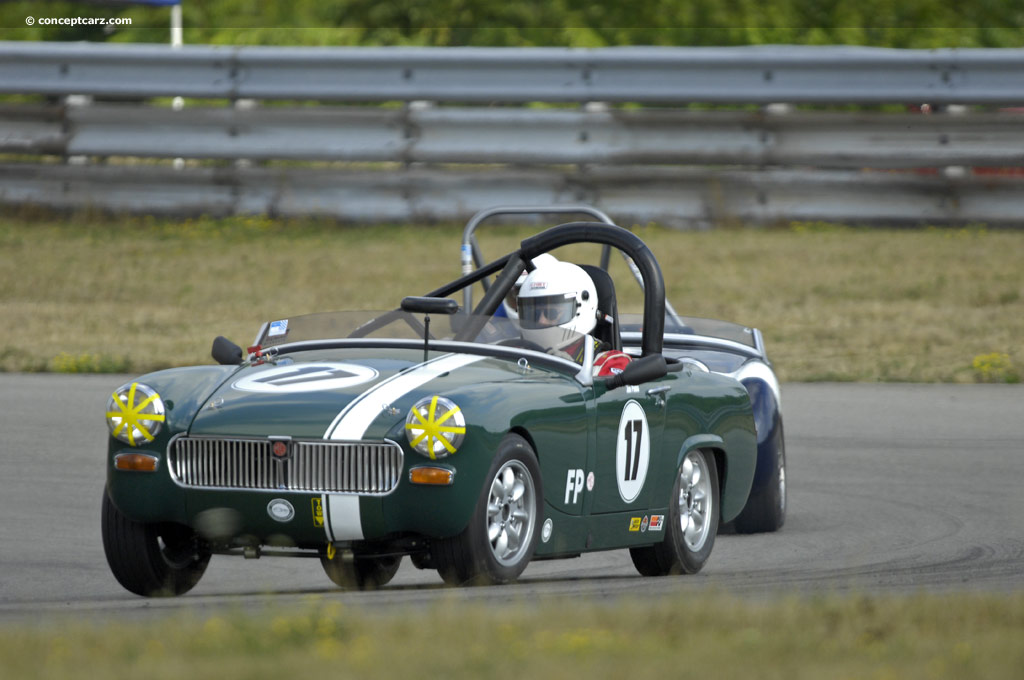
[517,261,598,350]
[502,253,559,319]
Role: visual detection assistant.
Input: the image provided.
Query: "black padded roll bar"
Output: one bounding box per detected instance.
[451,253,528,343]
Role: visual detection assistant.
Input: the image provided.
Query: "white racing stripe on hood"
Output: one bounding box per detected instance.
[322,352,486,543]
[324,352,486,441]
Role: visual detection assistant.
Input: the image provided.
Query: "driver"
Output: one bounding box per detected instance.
[516,262,632,376]
[498,253,559,320]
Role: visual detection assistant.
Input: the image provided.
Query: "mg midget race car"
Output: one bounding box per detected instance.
[102,220,764,596]
[461,206,785,535]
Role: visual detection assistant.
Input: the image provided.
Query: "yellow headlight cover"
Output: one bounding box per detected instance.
[405,395,466,459]
[106,382,166,447]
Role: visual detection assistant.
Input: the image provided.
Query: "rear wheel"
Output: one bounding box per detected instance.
[630,449,720,576]
[320,552,402,590]
[101,488,211,597]
[434,434,542,585]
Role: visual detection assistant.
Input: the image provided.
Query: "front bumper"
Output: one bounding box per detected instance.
[106,432,491,550]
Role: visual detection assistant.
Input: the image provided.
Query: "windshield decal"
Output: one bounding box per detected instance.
[233,362,378,394]
[268,319,289,337]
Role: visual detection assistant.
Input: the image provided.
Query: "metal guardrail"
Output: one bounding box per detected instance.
[5,41,1024,104]
[3,41,1024,225]
[5,103,1024,168]
[4,163,1019,226]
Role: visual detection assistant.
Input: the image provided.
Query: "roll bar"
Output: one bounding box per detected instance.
[459,204,682,326]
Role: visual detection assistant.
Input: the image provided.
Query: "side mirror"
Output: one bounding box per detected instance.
[400,296,459,315]
[604,354,668,390]
[212,336,243,365]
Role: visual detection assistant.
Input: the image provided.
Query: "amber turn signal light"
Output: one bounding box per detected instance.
[114,452,159,472]
[409,466,454,486]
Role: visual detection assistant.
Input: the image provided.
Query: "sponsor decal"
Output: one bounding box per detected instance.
[268,319,289,337]
[234,362,378,394]
[629,517,642,532]
[267,498,295,523]
[564,468,584,505]
[641,515,650,533]
[649,514,664,531]
[311,497,324,528]
[615,400,650,503]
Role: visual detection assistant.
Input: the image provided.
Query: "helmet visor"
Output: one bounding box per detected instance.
[518,294,577,329]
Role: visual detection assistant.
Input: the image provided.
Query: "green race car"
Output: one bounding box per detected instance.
[102,221,758,596]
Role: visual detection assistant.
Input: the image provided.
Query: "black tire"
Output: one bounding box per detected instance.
[410,551,434,570]
[733,424,786,534]
[433,434,542,585]
[101,488,211,597]
[630,449,720,576]
[320,553,402,590]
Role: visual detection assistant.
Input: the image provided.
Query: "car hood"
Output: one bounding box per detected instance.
[188,347,513,440]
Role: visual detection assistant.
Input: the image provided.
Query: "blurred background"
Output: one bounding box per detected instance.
[0,1,1021,383]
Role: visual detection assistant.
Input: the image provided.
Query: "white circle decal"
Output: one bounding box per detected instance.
[267,499,295,523]
[234,363,378,394]
[615,400,650,503]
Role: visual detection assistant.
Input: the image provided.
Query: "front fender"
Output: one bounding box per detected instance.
[373,371,587,539]
[105,365,238,524]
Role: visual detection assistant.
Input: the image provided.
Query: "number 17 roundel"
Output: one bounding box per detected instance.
[616,400,650,503]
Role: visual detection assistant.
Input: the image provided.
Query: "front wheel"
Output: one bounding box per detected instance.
[320,552,402,590]
[101,488,211,597]
[433,434,542,585]
[630,449,720,576]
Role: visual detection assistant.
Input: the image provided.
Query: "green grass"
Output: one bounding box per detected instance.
[2,592,1022,679]
[1,214,1021,382]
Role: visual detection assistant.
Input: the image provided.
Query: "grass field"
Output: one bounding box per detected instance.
[2,591,1022,679]
[1,214,1021,382]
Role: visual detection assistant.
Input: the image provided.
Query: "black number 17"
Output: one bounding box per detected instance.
[623,419,643,481]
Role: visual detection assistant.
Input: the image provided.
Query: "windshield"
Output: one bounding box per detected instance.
[254,309,585,355]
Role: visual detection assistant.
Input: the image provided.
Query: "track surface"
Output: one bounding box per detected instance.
[1,375,1022,622]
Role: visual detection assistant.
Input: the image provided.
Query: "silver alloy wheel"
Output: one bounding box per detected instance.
[486,460,537,566]
[679,451,713,552]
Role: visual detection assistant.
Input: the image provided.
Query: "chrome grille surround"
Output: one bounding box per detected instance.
[168,436,404,495]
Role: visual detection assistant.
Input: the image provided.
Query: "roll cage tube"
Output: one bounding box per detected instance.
[454,253,528,343]
[425,253,514,300]
[519,222,666,357]
[460,205,617,311]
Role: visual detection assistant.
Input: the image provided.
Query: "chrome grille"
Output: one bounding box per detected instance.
[169,437,403,495]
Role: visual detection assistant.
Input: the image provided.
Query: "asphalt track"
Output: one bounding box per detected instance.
[1,374,1022,623]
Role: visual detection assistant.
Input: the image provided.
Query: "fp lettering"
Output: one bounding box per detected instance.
[564,468,584,504]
